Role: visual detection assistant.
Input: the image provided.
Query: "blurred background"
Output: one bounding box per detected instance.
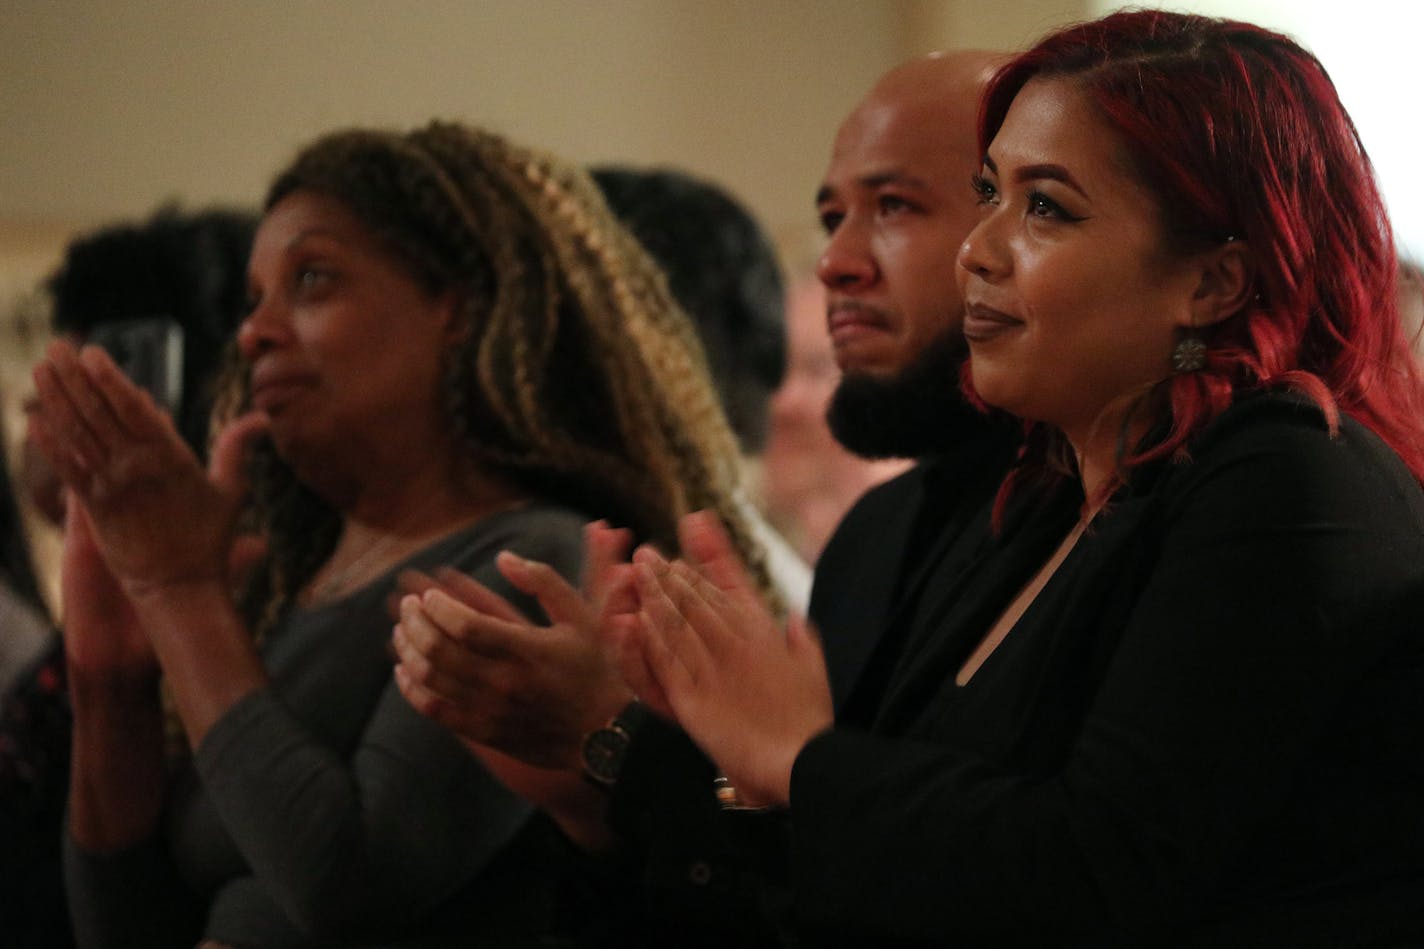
[2,0,1417,441]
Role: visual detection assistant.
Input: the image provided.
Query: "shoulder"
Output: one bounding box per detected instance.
[441,503,587,581]
[480,503,587,555]
[1149,391,1424,532]
[844,462,927,520]
[1195,391,1361,451]
[820,463,928,555]
[824,428,1020,556]
[1184,392,1414,484]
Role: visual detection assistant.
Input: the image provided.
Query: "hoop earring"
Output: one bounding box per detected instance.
[1171,335,1207,373]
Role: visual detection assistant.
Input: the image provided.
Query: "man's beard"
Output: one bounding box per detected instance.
[827,331,986,459]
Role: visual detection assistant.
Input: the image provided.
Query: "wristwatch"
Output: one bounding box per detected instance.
[580,703,640,790]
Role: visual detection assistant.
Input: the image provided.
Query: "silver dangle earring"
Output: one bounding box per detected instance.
[1171,334,1207,373]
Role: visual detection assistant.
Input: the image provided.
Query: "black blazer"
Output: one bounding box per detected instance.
[812,423,1024,722]
[789,394,1424,947]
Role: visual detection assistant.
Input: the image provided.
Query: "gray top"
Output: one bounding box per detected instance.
[66,504,587,948]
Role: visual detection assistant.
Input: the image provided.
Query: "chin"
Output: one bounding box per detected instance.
[965,379,1020,419]
[265,420,312,469]
[839,362,905,386]
[834,347,909,381]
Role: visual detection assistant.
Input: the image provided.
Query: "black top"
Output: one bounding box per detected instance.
[605,417,1022,947]
[812,422,1025,720]
[790,394,1424,947]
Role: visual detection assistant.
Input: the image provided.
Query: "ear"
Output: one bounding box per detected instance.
[1179,240,1254,329]
[435,289,471,346]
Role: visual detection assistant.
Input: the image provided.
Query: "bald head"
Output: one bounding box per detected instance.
[830,51,1005,231]
[860,50,1003,129]
[814,50,1007,457]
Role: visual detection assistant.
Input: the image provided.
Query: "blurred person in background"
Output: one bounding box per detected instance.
[762,272,909,563]
[2,205,258,949]
[20,207,258,527]
[0,435,50,693]
[592,165,811,609]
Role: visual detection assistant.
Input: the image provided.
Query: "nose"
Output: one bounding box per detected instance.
[956,212,1007,282]
[816,218,877,292]
[236,294,290,362]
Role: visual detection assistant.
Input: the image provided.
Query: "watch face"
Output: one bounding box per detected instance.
[582,724,630,787]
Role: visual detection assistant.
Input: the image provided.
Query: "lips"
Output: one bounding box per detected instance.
[249,363,316,413]
[827,301,893,349]
[963,302,1024,342]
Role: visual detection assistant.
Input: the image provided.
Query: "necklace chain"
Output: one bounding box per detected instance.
[311,531,417,604]
[307,492,528,605]
[309,490,450,605]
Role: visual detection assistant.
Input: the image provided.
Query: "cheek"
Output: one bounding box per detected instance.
[953,258,972,300]
[886,227,955,284]
[1014,244,1091,312]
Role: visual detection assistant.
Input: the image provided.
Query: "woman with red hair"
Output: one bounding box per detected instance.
[626,10,1424,946]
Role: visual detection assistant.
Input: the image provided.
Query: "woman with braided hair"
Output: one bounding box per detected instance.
[29,121,766,947]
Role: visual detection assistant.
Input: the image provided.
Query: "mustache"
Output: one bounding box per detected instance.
[826,300,893,323]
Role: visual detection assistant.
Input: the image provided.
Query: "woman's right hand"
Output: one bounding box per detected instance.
[29,340,267,605]
[392,520,639,771]
[621,511,835,809]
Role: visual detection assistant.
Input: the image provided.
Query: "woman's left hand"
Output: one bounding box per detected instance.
[392,520,638,771]
[625,511,834,808]
[60,497,157,685]
[29,340,267,604]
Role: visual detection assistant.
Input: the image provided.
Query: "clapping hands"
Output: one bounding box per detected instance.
[617,511,833,809]
[395,509,834,814]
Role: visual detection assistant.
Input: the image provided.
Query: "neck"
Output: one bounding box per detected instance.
[1070,441,1113,520]
[306,459,530,605]
[1062,402,1150,517]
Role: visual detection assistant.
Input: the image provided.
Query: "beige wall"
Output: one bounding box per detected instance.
[900,0,1090,54]
[4,0,905,420]
[0,0,1105,383]
[0,0,1103,373]
[0,0,1095,242]
[0,0,1093,608]
[2,1,905,240]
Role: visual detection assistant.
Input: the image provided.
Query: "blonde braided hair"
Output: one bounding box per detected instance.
[227,121,776,632]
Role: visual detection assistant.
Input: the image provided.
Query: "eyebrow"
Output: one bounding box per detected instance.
[286,227,345,252]
[246,228,345,293]
[982,154,1089,199]
[815,169,933,206]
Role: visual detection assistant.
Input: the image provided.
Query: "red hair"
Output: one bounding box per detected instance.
[979,9,1424,514]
